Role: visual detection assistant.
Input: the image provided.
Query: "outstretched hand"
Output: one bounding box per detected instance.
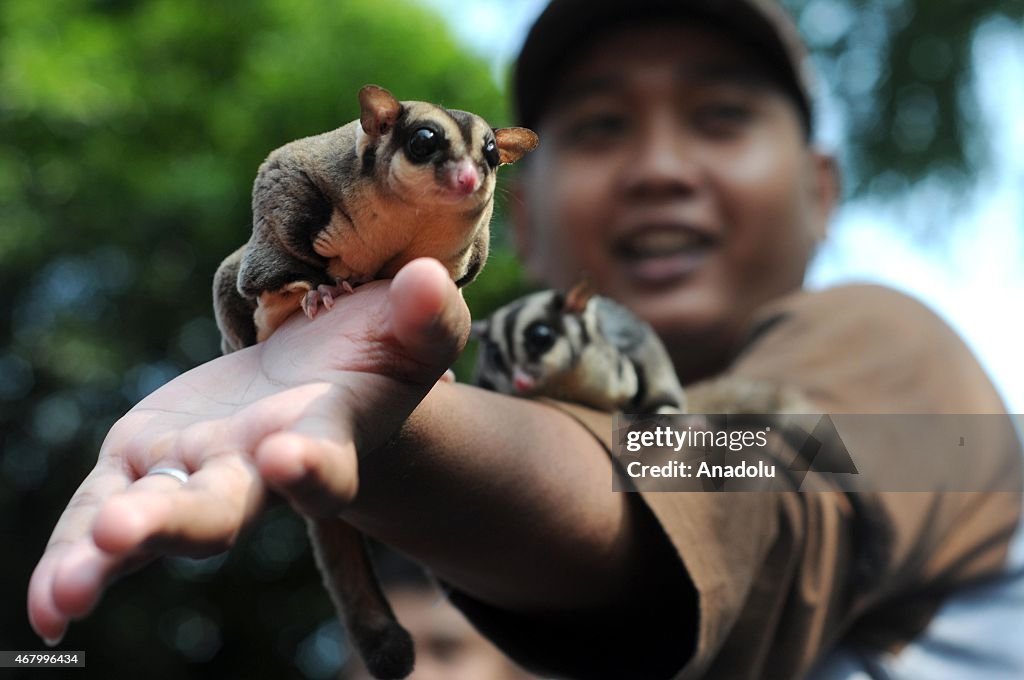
[28,258,469,646]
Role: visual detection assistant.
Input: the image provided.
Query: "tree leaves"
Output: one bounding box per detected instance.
[787,0,1024,197]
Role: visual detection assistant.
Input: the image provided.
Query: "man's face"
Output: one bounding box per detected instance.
[516,23,836,380]
[346,588,536,680]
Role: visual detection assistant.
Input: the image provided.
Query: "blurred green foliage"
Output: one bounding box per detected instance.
[782,0,1024,200]
[2,0,1021,678]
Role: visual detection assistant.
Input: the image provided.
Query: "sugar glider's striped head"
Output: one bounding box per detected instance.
[355,85,538,208]
[471,282,599,397]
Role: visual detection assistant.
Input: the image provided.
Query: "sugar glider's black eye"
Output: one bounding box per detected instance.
[483,139,499,168]
[407,127,441,162]
[523,321,556,356]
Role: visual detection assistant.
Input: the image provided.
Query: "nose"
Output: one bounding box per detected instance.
[620,109,701,200]
[448,159,480,194]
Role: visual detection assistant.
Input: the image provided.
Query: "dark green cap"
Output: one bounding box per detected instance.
[513,0,814,135]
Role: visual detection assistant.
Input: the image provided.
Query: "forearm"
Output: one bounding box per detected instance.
[345,381,672,614]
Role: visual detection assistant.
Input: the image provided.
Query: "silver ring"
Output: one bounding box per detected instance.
[147,467,189,484]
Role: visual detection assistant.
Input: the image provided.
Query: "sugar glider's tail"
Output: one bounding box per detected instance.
[307,517,415,679]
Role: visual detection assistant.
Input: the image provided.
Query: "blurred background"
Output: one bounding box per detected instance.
[1,0,1022,677]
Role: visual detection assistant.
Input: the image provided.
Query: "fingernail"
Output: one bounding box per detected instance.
[43,634,63,647]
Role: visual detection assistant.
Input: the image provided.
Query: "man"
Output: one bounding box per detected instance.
[342,551,539,680]
[29,1,1023,678]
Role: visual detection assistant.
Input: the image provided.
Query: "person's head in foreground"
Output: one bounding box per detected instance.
[510,0,838,383]
[344,555,538,680]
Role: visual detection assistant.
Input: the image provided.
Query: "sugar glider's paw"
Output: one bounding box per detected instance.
[255,281,314,342]
[300,278,369,319]
[301,283,343,319]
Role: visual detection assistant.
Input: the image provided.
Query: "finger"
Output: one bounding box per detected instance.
[28,543,138,646]
[40,462,132,558]
[388,258,470,380]
[50,540,136,621]
[28,461,131,643]
[256,386,360,517]
[28,548,71,645]
[93,453,265,557]
[38,458,258,637]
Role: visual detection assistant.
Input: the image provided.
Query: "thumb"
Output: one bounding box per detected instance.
[387,258,470,382]
[255,259,469,516]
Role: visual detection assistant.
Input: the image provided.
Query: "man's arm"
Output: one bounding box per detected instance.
[348,384,655,609]
[28,259,695,675]
[357,385,699,679]
[410,285,1023,680]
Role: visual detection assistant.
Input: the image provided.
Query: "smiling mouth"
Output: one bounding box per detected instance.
[613,226,716,284]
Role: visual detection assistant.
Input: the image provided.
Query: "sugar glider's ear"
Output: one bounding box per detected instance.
[564,279,595,315]
[470,320,489,339]
[494,127,539,165]
[359,85,402,137]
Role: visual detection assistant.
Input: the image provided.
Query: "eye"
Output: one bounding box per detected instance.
[693,102,754,138]
[426,634,464,664]
[407,127,441,162]
[523,321,557,356]
[483,139,499,167]
[562,113,629,148]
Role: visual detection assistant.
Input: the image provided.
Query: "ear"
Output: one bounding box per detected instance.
[494,127,539,165]
[807,150,841,242]
[563,279,595,314]
[470,320,488,339]
[359,85,402,137]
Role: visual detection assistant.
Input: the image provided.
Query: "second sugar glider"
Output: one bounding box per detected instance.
[471,281,687,414]
[213,85,537,679]
[472,281,810,416]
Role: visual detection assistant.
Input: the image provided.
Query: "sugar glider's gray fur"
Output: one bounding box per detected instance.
[472,282,812,416]
[212,85,537,680]
[214,84,538,353]
[472,282,687,414]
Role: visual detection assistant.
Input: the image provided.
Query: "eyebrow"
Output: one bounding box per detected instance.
[549,63,774,111]
[550,74,625,110]
[682,63,774,88]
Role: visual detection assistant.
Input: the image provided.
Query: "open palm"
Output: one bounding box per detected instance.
[28,258,469,645]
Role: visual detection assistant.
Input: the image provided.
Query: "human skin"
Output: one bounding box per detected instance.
[28,20,837,675]
[514,23,837,384]
[27,259,471,642]
[345,586,538,680]
[28,259,679,656]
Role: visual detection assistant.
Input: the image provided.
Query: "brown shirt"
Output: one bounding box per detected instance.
[451,284,1022,679]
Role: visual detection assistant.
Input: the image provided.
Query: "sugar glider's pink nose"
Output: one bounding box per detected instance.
[513,368,536,393]
[449,160,480,194]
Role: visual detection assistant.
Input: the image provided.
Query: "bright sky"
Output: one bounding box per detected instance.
[423,0,1023,413]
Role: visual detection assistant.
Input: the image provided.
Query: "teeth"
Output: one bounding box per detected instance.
[622,230,703,257]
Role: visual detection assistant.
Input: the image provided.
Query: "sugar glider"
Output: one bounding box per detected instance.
[212,85,537,679]
[472,282,810,415]
[214,84,538,352]
[471,281,687,414]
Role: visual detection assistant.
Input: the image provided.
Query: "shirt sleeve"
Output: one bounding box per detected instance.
[448,284,1022,679]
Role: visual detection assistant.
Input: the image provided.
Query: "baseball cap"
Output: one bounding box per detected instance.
[513,0,814,136]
